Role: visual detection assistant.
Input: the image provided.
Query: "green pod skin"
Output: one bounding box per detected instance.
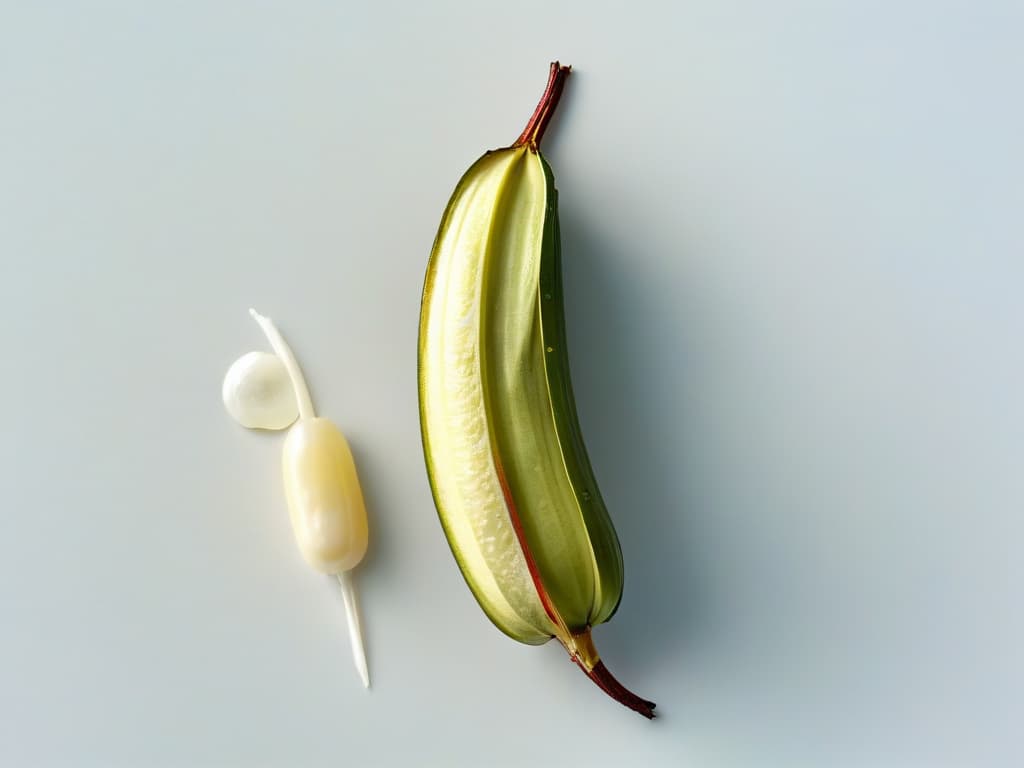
[419,63,655,718]
[536,156,625,630]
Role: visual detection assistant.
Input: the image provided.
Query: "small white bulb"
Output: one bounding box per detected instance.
[222,350,299,430]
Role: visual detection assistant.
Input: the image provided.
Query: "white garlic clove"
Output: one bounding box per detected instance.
[222,350,299,430]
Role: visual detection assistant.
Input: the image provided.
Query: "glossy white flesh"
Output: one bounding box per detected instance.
[281,416,369,574]
[222,351,298,430]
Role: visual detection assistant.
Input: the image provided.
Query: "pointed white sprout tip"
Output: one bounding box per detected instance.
[337,572,370,690]
[248,307,315,420]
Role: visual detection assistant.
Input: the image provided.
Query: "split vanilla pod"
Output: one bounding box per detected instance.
[418,63,656,718]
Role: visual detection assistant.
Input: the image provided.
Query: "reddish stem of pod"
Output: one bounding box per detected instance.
[579,660,658,719]
[564,629,657,719]
[513,62,572,152]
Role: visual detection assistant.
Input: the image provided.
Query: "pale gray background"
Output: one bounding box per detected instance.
[1,2,1021,766]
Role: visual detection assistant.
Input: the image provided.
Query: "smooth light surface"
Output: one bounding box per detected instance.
[222,350,299,430]
[283,418,369,574]
[0,2,1021,766]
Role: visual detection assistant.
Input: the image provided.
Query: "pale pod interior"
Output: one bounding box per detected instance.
[222,350,299,430]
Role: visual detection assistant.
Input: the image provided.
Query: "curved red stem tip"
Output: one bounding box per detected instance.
[575,657,657,719]
[513,61,572,152]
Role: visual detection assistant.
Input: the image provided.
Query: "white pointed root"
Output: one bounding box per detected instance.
[249,307,369,690]
[337,571,370,689]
